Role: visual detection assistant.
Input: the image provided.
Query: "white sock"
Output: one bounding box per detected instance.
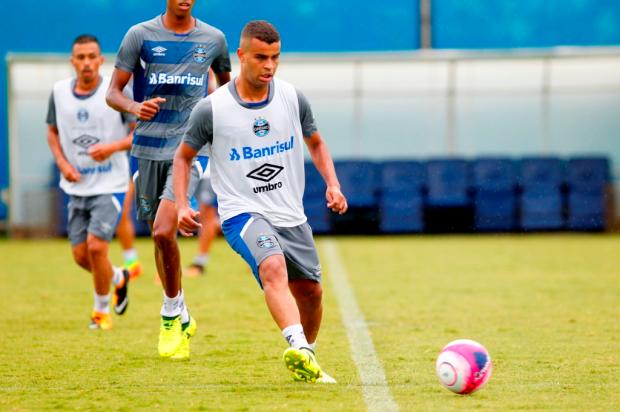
[93,292,110,314]
[308,342,317,352]
[282,324,309,349]
[111,266,124,286]
[179,289,190,324]
[123,248,138,263]
[160,291,182,318]
[193,253,208,266]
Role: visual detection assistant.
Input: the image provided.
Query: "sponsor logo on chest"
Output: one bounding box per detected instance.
[228,136,294,161]
[148,72,205,86]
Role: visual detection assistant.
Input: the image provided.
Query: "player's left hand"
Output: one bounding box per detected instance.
[88,144,114,162]
[177,206,202,237]
[326,186,348,214]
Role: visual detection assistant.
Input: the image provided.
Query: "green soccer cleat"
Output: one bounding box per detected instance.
[170,316,197,360]
[158,316,183,357]
[283,347,324,383]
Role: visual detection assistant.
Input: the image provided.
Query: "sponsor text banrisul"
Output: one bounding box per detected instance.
[149,72,205,86]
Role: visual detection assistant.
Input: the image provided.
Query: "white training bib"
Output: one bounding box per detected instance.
[53,76,129,196]
[209,78,306,226]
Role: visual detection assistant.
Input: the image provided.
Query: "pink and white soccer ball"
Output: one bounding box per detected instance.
[436,339,492,395]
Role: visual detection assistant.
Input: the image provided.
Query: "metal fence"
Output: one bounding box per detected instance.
[7,48,620,233]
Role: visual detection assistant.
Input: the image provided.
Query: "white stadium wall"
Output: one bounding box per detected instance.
[8,49,620,231]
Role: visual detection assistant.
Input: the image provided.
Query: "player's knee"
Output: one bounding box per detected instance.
[72,248,89,269]
[152,220,177,247]
[298,281,323,304]
[259,256,287,287]
[86,237,108,258]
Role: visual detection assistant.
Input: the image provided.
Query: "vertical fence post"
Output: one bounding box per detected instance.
[446,59,457,155]
[353,60,363,157]
[541,56,552,153]
[420,0,432,49]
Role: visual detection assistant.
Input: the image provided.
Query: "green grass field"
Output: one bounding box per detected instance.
[1,234,619,411]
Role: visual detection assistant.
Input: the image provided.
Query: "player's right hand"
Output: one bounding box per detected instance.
[177,206,202,237]
[60,163,81,182]
[135,97,166,121]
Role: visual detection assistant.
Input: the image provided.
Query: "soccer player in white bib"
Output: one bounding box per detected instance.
[106,0,231,359]
[173,21,348,382]
[46,35,132,330]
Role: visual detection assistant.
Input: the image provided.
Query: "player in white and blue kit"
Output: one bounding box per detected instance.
[47,35,131,330]
[173,21,348,382]
[106,0,231,359]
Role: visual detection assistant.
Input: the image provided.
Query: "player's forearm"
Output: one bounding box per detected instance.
[47,129,70,169]
[308,139,340,189]
[117,134,133,152]
[172,155,193,209]
[106,87,138,115]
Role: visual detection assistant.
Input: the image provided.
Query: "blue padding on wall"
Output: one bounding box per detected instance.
[567,157,610,191]
[379,161,426,233]
[426,159,470,207]
[303,162,331,233]
[566,157,610,231]
[334,160,379,208]
[519,157,565,230]
[432,0,620,49]
[472,158,517,231]
[519,157,564,188]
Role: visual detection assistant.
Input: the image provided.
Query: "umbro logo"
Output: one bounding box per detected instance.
[246,163,284,182]
[73,134,100,149]
[152,46,167,56]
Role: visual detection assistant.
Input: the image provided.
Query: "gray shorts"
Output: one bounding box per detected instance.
[67,193,125,246]
[134,157,206,221]
[196,176,217,206]
[221,213,321,287]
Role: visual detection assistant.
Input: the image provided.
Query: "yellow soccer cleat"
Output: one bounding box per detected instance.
[89,311,113,330]
[283,347,324,383]
[171,316,197,360]
[158,316,183,357]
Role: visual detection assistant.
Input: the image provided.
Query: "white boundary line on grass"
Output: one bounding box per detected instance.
[322,239,398,412]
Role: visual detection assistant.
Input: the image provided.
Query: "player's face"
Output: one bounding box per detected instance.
[239,38,281,88]
[167,0,194,16]
[70,42,103,83]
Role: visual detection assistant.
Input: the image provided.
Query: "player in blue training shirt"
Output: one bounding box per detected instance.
[106,0,231,360]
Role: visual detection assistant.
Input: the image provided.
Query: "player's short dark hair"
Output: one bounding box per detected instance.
[241,20,280,45]
[72,34,100,47]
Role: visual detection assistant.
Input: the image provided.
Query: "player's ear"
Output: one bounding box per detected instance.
[236,48,243,62]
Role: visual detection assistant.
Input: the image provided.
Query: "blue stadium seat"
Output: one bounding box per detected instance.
[566,157,610,230]
[303,162,331,233]
[472,158,517,231]
[426,159,470,207]
[379,160,425,233]
[334,160,379,208]
[519,157,565,230]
